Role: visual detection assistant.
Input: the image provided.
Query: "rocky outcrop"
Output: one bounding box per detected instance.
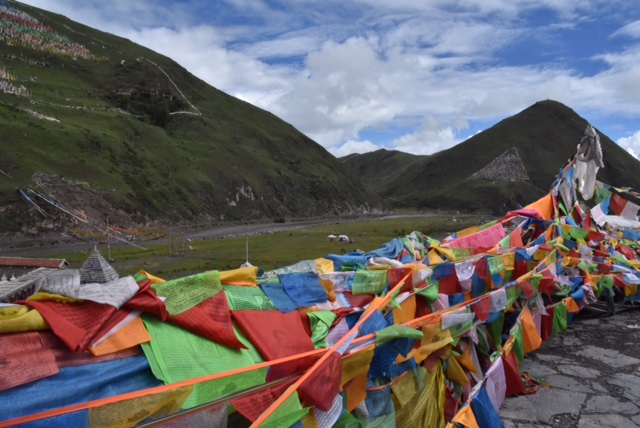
[468,147,529,181]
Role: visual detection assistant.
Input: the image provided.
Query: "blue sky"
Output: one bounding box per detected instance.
[18,0,640,158]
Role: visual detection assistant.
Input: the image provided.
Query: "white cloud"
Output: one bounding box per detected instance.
[618,130,640,159]
[612,20,640,39]
[330,139,382,157]
[15,0,640,157]
[390,117,467,155]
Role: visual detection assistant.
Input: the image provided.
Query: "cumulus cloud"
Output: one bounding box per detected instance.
[612,20,640,39]
[17,0,640,157]
[618,131,640,159]
[330,139,382,157]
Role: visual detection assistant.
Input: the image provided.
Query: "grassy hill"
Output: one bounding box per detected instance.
[0,1,383,237]
[342,100,640,214]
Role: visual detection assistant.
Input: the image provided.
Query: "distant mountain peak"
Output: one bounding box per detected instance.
[344,100,640,214]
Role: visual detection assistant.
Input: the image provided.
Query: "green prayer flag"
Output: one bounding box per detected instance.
[477,220,498,231]
[308,311,337,349]
[488,256,505,276]
[530,275,541,295]
[352,270,388,295]
[577,260,597,274]
[376,324,424,345]
[596,276,614,299]
[334,411,366,428]
[511,323,524,362]
[552,301,568,335]
[505,286,521,310]
[569,227,589,241]
[140,314,265,409]
[261,391,309,428]
[133,272,147,282]
[223,285,277,311]
[487,312,505,350]
[594,186,612,204]
[152,270,222,316]
[452,248,472,260]
[415,282,439,304]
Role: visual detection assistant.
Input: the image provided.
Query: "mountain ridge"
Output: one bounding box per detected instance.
[0,1,384,238]
[342,100,640,214]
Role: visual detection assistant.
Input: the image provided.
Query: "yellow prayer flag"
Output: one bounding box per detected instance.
[89,385,193,427]
[394,364,445,428]
[0,305,48,333]
[625,284,638,297]
[445,355,469,386]
[390,371,418,407]
[27,292,81,303]
[138,269,166,284]
[455,342,478,374]
[301,408,320,428]
[392,295,416,325]
[428,249,445,265]
[341,349,374,388]
[415,321,453,363]
[502,252,515,271]
[314,258,334,274]
[219,266,258,285]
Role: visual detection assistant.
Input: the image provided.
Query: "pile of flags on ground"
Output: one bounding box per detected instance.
[1,126,639,427]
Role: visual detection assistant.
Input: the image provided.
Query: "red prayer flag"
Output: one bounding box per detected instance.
[125,279,169,321]
[298,312,313,337]
[438,272,460,295]
[541,307,555,341]
[38,330,140,367]
[502,349,526,396]
[22,300,117,352]
[233,310,315,361]
[266,353,322,382]
[231,378,296,422]
[387,268,413,293]
[170,292,245,349]
[471,296,491,322]
[519,280,535,298]
[344,291,375,308]
[0,332,59,391]
[298,351,342,411]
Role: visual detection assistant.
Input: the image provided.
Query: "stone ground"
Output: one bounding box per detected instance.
[500,303,640,428]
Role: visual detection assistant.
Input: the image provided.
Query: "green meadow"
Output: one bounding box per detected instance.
[47,215,491,280]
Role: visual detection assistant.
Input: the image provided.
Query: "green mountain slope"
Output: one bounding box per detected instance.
[0,1,383,235]
[342,100,640,214]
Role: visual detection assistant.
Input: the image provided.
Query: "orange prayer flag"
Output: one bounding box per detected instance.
[564,297,580,313]
[520,305,542,354]
[455,342,478,374]
[523,194,554,220]
[89,316,151,356]
[317,276,337,302]
[452,403,480,428]
[345,373,368,412]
